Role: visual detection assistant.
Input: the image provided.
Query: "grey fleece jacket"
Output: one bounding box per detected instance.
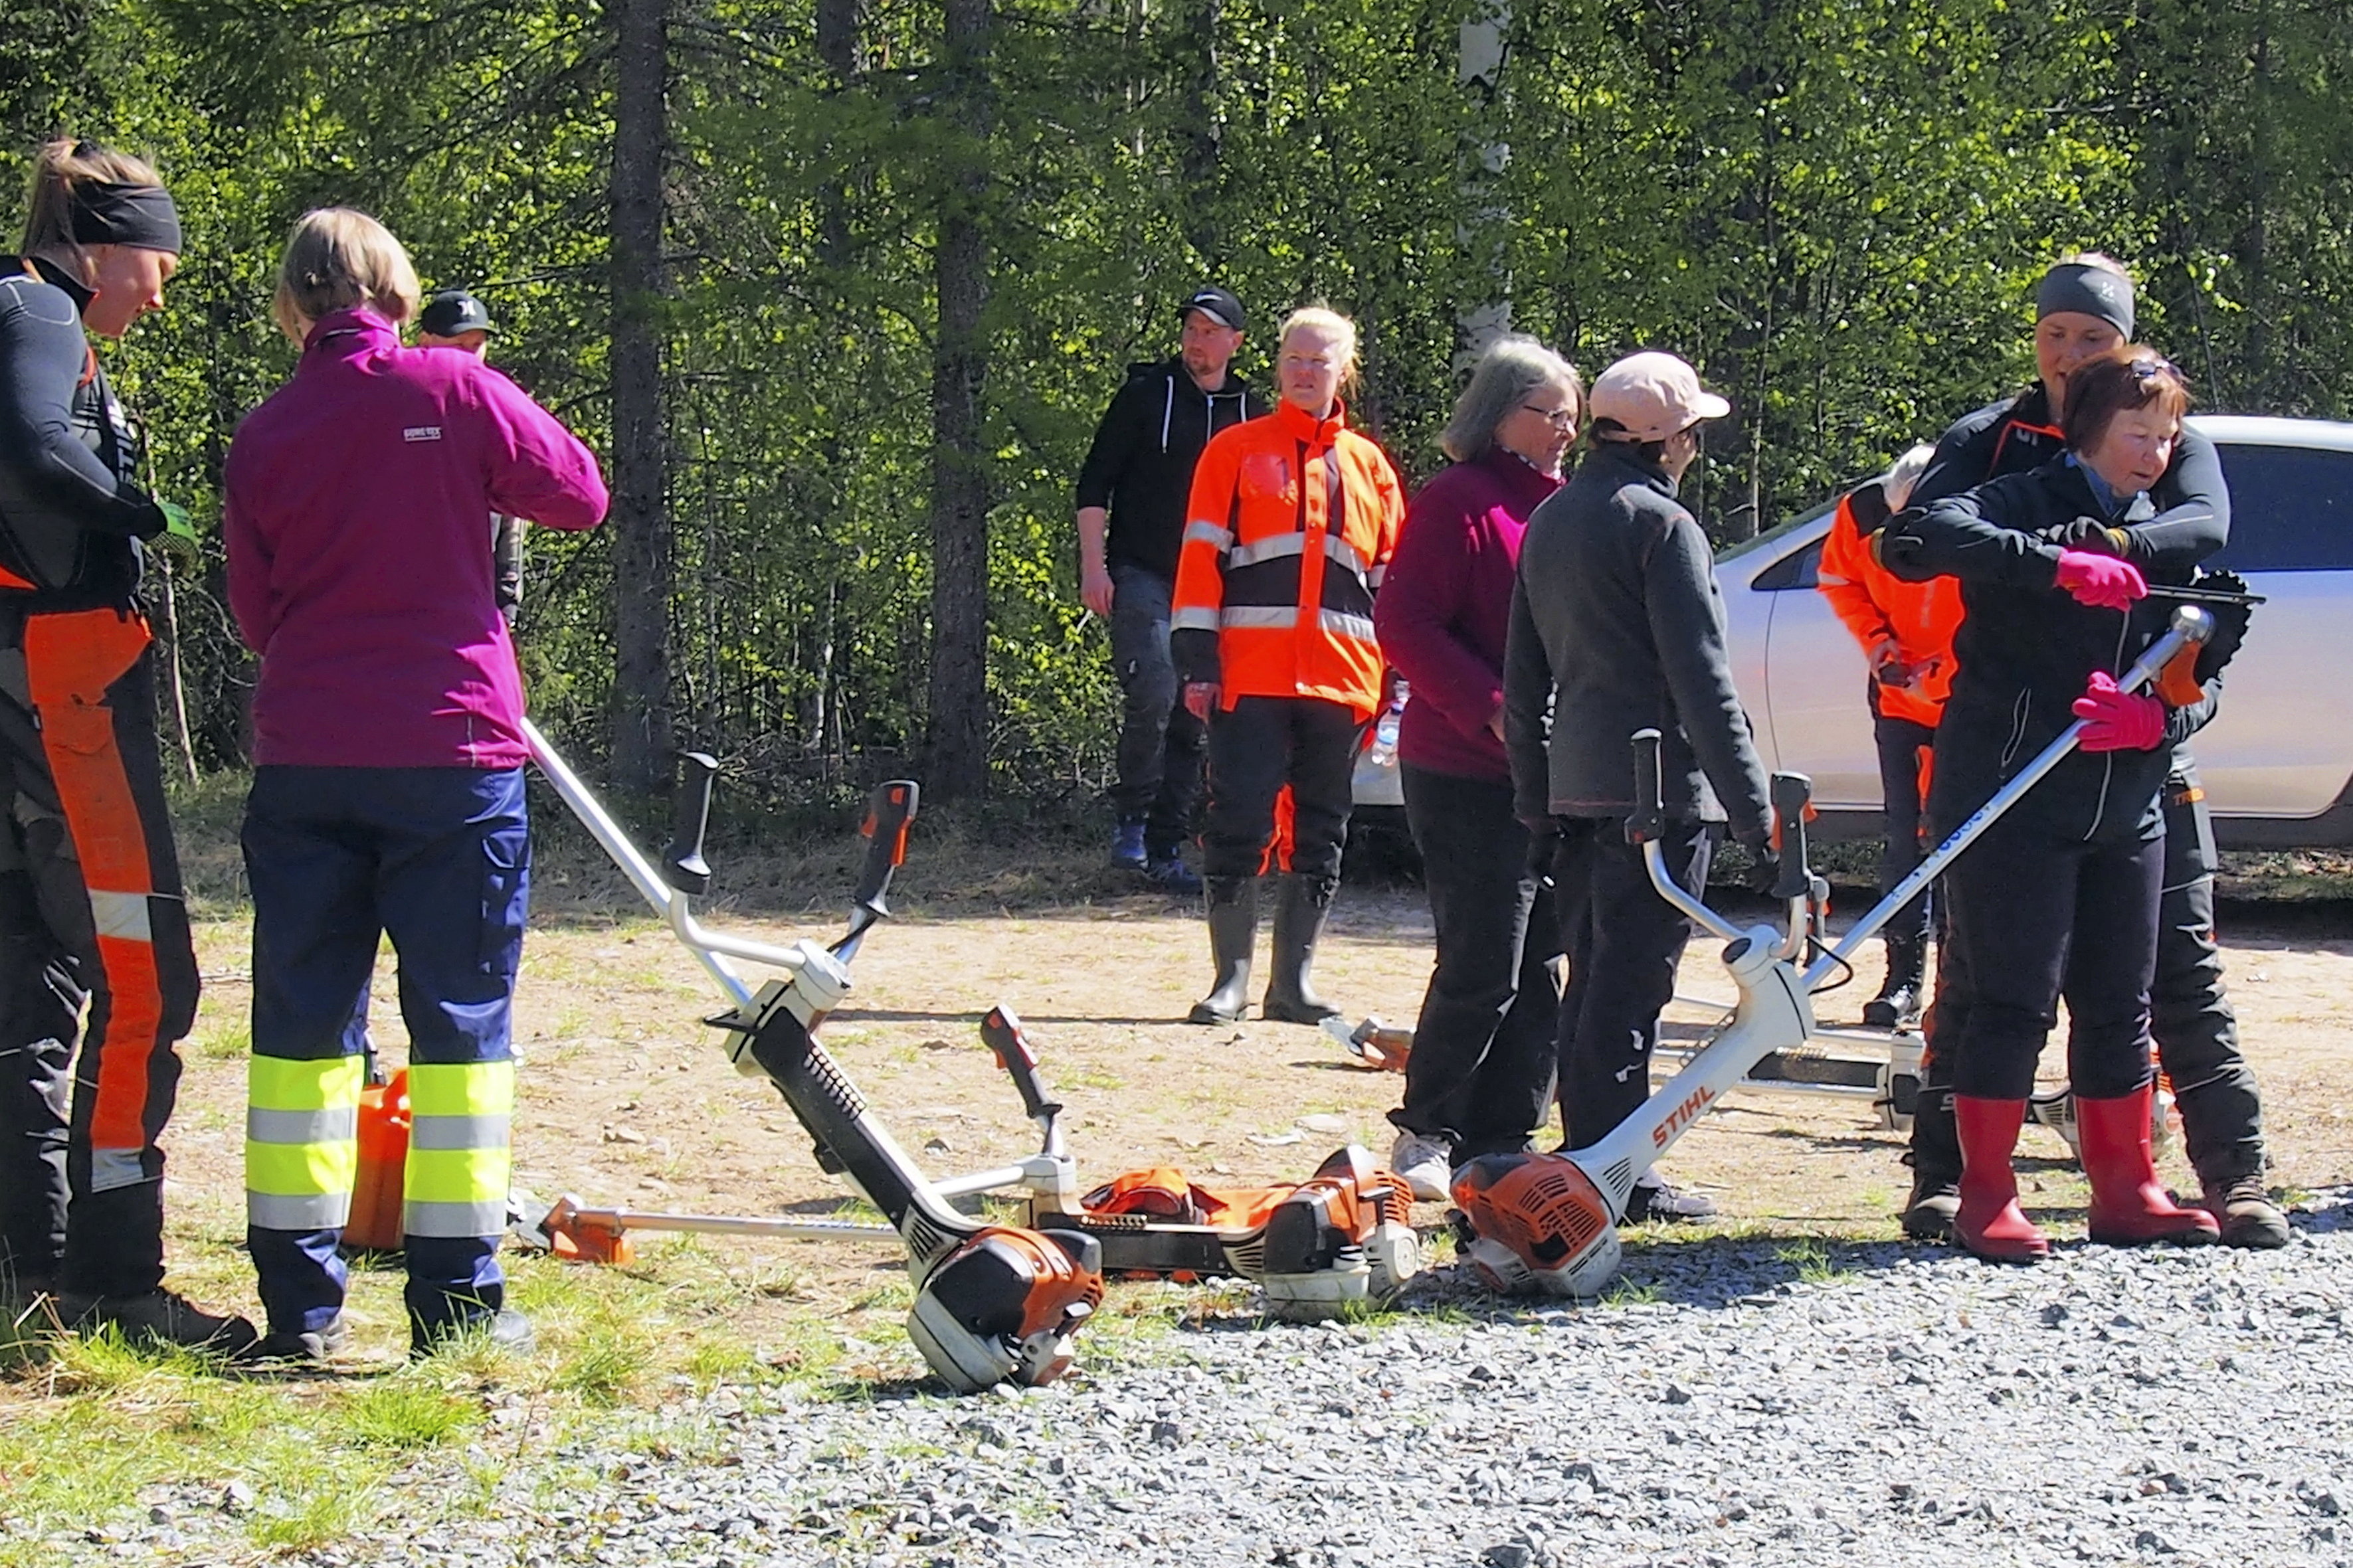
[1502,442,1772,842]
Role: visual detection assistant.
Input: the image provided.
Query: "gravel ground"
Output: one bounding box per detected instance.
[93,1189,2353,1568]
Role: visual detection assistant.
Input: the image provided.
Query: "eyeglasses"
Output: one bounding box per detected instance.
[2130,354,2184,385]
[1518,403,1578,428]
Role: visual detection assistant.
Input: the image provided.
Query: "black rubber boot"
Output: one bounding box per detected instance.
[1262,873,1341,1025]
[1862,936,1926,1029]
[1187,877,1258,1025]
[1901,1079,1962,1241]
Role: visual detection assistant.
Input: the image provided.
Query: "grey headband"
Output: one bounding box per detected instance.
[2036,262,2134,339]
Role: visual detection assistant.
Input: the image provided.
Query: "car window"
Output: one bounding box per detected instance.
[2212,443,2353,572]
[1750,538,1824,591]
[1717,498,1833,567]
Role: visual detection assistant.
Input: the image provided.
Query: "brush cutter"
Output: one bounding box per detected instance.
[1452,606,2215,1298]
[523,727,1101,1391]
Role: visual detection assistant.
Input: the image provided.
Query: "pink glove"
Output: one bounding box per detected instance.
[2072,670,2166,752]
[2053,549,2148,610]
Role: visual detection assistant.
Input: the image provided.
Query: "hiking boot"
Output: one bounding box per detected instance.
[2205,1176,2291,1251]
[1861,936,1926,1029]
[60,1289,260,1357]
[1624,1175,1717,1223]
[412,1307,534,1360]
[1388,1131,1456,1204]
[241,1314,351,1364]
[1900,1173,1960,1241]
[1109,818,1149,871]
[1145,853,1203,896]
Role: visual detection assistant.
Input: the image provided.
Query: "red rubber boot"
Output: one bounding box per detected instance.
[1952,1096,2049,1263]
[2077,1085,2220,1247]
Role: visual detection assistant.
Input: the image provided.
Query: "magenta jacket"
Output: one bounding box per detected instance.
[224,308,608,769]
[1372,446,1562,783]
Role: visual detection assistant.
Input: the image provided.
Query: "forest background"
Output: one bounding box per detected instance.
[3,0,2348,806]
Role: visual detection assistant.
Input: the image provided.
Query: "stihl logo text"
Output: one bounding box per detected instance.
[1653,1085,1716,1146]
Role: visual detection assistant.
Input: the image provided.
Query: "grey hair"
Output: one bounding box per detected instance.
[1878,443,1938,511]
[1442,335,1583,464]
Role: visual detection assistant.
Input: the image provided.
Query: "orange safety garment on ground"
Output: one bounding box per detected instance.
[1169,397,1406,721]
[1816,485,1964,727]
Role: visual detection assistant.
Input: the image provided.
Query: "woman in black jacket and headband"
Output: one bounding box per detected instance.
[0,139,252,1351]
[1880,347,2222,1263]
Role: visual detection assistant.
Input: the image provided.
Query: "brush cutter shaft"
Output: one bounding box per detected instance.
[1812,605,2212,982]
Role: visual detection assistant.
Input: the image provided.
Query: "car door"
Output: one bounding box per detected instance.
[2194,430,2353,821]
[1744,520,1882,809]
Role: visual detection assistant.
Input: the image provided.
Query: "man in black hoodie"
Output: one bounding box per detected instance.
[1076,288,1265,890]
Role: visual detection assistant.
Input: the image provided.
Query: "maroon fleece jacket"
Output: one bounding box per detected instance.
[1372,446,1561,783]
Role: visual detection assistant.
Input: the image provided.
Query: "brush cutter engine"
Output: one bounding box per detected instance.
[1450,1151,1624,1298]
[907,1226,1105,1393]
[1255,1146,1422,1320]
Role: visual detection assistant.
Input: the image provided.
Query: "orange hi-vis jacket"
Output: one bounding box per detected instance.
[1169,397,1406,720]
[1817,482,1964,728]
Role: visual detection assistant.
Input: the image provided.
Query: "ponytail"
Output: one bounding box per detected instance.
[21,139,173,264]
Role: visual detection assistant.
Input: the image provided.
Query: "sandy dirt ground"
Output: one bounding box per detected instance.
[142,871,2353,1345]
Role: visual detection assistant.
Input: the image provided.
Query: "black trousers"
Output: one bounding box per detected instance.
[1108,565,1206,857]
[1552,816,1712,1150]
[1201,695,1359,882]
[0,609,199,1295]
[1391,765,1562,1160]
[1942,814,2161,1102]
[1871,696,1935,946]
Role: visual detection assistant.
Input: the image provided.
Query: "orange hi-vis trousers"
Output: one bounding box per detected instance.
[0,604,199,1296]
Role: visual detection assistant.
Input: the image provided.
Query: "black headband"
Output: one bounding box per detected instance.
[2036,262,2133,339]
[68,179,183,255]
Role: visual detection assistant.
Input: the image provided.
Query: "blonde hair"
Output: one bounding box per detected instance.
[19,138,165,268]
[270,207,421,343]
[2056,250,2132,284]
[1277,305,1361,391]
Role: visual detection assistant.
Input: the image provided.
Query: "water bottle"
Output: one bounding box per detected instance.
[1366,680,1408,768]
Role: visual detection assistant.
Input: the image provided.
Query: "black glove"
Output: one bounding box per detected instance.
[2191,569,2255,683]
[1741,838,1782,898]
[2049,515,2132,557]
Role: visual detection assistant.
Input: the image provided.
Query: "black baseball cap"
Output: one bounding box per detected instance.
[419,289,496,338]
[1179,286,1245,331]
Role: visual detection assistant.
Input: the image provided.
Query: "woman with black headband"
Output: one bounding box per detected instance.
[0,139,254,1352]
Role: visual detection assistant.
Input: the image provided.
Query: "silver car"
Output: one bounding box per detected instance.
[1718,414,2353,847]
[1357,416,2353,847]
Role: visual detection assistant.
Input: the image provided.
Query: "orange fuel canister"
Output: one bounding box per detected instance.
[345,1069,411,1251]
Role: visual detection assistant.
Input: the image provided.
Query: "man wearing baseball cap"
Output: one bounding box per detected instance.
[1501,349,1774,1221]
[417,290,522,624]
[1074,287,1266,891]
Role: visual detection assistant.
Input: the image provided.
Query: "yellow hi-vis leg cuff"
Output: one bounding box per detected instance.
[405,1060,516,1239]
[246,1055,366,1231]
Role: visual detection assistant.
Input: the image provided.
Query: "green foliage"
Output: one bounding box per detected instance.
[3,0,2343,795]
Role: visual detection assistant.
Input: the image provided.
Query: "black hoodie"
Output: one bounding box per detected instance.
[1076,357,1264,580]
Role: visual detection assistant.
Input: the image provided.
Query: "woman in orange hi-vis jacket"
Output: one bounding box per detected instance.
[1815,444,1959,1029]
[1170,305,1406,1027]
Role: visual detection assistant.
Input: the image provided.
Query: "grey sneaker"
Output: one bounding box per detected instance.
[1387,1131,1456,1203]
[60,1289,259,1357]
[241,1313,351,1364]
[1625,1175,1718,1223]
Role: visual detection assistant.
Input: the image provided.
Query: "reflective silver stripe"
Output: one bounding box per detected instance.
[1319,610,1378,644]
[1365,563,1386,590]
[403,1198,509,1239]
[90,1148,148,1193]
[1222,606,1299,630]
[247,1106,359,1146]
[409,1114,512,1152]
[86,889,153,943]
[249,1190,353,1230]
[1171,606,1223,634]
[1229,534,1306,569]
[1323,535,1368,578]
[1182,521,1233,553]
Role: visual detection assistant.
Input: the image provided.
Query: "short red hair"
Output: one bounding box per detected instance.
[2063,347,2192,453]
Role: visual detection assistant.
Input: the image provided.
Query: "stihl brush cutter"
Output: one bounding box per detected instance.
[523,729,1101,1392]
[1453,605,2214,1298]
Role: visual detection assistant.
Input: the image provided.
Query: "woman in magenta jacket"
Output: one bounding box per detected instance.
[1370,337,1578,1202]
[223,209,607,1360]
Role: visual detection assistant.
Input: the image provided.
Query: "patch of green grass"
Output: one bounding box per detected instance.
[1774,1237,1847,1286]
[340,1379,482,1450]
[1598,1277,1663,1307]
[189,1017,252,1063]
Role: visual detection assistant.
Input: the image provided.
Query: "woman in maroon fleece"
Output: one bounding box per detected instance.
[1371,337,1580,1201]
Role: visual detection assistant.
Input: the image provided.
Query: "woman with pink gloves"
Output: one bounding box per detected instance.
[1878,347,2225,1263]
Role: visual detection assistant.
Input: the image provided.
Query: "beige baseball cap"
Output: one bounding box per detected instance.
[1588,351,1731,442]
